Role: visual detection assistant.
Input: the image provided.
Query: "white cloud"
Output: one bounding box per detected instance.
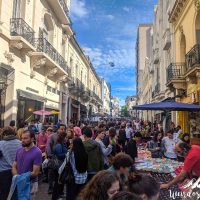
[116,87,136,92]
[105,14,115,20]
[70,0,88,18]
[123,7,131,12]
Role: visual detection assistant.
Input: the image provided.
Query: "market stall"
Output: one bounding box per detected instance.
[135,157,184,200]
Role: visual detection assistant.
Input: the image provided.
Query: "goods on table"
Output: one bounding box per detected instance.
[135,158,183,174]
[151,172,182,200]
[137,150,151,159]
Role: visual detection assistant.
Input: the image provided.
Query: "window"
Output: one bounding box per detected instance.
[52,88,56,93]
[47,85,51,92]
[57,90,60,95]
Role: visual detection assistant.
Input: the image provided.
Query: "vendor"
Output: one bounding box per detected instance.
[160,142,200,189]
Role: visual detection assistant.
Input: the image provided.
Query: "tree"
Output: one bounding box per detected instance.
[120,105,130,117]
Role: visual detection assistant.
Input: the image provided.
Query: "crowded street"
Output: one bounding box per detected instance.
[1,0,200,200]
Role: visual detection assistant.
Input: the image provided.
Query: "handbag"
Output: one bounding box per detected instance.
[58,152,75,185]
[47,155,62,170]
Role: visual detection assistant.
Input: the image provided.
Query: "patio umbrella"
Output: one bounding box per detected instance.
[132,101,200,111]
[33,110,52,116]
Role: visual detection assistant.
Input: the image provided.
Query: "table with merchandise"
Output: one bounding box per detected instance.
[135,157,184,200]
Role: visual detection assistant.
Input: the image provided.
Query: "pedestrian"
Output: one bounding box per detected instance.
[118,124,126,151]
[127,174,160,200]
[95,128,113,169]
[125,133,138,162]
[161,142,200,190]
[125,123,133,141]
[181,133,190,144]
[161,130,177,160]
[147,132,163,158]
[66,138,88,200]
[77,170,120,200]
[83,127,104,180]
[108,153,133,190]
[36,126,48,153]
[52,131,67,200]
[9,120,17,133]
[0,127,21,200]
[12,130,42,199]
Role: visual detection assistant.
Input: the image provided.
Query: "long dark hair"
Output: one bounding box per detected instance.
[73,138,88,173]
[77,170,119,200]
[153,132,162,142]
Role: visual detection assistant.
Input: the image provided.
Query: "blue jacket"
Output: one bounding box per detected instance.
[8,172,31,200]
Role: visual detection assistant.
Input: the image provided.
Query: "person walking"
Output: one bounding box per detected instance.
[83,127,104,180]
[95,128,113,169]
[36,127,48,153]
[12,130,42,199]
[52,131,67,200]
[0,127,21,200]
[66,138,88,200]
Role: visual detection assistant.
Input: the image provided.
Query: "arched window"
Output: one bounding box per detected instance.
[195,12,200,44]
[180,34,186,63]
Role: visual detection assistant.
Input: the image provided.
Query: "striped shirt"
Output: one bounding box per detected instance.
[0,139,22,172]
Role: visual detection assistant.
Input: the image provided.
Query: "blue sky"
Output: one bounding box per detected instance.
[70,0,157,105]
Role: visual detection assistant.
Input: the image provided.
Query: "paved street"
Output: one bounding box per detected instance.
[36,183,51,199]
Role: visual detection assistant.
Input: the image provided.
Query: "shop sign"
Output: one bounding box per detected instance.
[26,87,39,94]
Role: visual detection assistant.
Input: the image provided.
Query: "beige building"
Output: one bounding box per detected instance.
[0,0,102,127]
[136,24,152,106]
[101,78,111,116]
[125,96,137,118]
[111,96,120,118]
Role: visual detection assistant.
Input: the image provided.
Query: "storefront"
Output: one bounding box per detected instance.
[80,104,87,121]
[71,98,80,123]
[17,90,45,123]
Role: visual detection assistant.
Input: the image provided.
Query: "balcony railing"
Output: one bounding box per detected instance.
[167,63,186,83]
[59,0,69,18]
[34,38,68,73]
[10,18,35,46]
[186,44,200,70]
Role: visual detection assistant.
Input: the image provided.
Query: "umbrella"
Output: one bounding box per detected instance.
[33,110,52,116]
[132,101,200,111]
[51,110,60,115]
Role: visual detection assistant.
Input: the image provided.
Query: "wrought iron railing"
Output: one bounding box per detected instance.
[166,63,186,83]
[185,44,200,69]
[34,38,69,73]
[59,0,69,18]
[10,18,35,46]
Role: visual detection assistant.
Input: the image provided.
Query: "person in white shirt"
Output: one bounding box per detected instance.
[125,123,133,141]
[161,130,177,159]
[173,125,182,143]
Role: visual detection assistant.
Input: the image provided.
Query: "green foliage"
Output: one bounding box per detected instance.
[120,105,130,117]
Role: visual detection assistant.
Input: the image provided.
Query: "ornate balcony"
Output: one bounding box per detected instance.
[30,38,69,76]
[166,63,186,90]
[185,44,200,76]
[46,0,71,25]
[10,18,35,50]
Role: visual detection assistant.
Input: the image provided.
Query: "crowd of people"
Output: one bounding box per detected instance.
[0,118,200,200]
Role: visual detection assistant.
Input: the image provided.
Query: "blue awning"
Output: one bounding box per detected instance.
[132,101,200,111]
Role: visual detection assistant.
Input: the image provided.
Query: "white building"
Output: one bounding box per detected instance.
[101,78,111,116]
[111,97,120,118]
[125,96,137,118]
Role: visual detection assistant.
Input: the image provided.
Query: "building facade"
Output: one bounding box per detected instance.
[167,0,200,132]
[125,96,137,118]
[0,0,102,127]
[111,96,120,118]
[136,24,152,107]
[101,78,111,116]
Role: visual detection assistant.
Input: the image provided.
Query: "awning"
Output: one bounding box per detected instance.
[17,89,46,102]
[133,101,200,111]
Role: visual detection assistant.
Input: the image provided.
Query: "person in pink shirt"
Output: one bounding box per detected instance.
[37,127,48,153]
